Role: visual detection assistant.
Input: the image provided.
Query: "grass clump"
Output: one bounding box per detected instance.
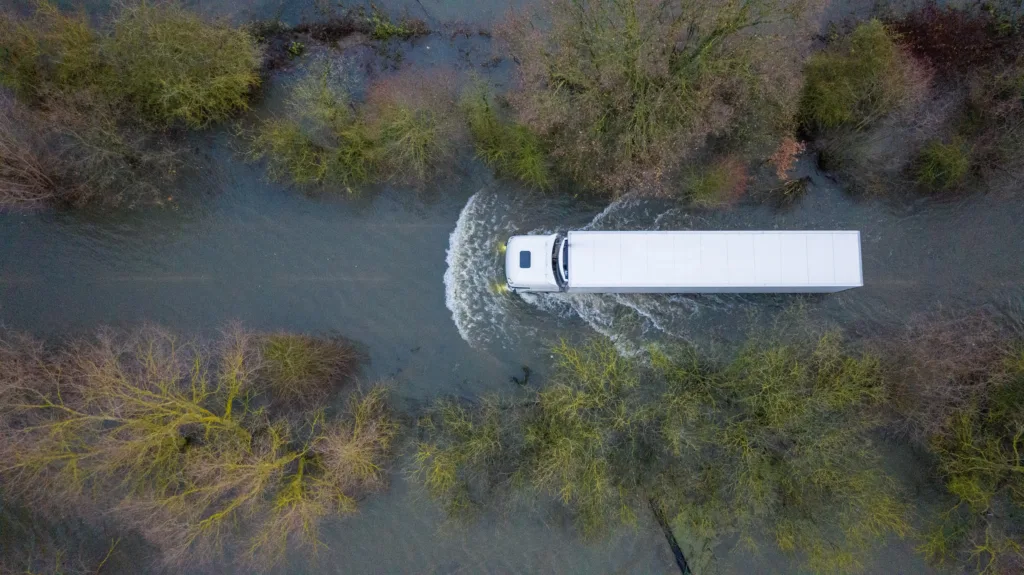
[683,156,749,208]
[499,0,809,195]
[802,20,925,131]
[413,333,908,571]
[0,326,395,570]
[463,84,550,189]
[250,67,462,191]
[105,3,262,128]
[915,138,971,191]
[367,8,428,41]
[261,333,359,409]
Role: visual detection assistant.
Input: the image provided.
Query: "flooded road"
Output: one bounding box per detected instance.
[1,0,1022,573]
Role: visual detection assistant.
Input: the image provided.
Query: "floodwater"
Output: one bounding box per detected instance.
[1,0,1022,573]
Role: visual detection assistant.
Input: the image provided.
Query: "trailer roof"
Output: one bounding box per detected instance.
[567,231,863,289]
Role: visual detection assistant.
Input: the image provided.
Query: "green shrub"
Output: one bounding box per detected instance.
[0,2,103,99]
[261,333,359,408]
[463,85,550,189]
[375,104,450,183]
[500,0,807,194]
[250,68,461,191]
[915,138,971,191]
[683,157,748,208]
[802,20,922,131]
[920,345,1024,572]
[413,333,909,570]
[250,119,332,185]
[367,9,428,41]
[105,3,262,127]
[0,326,394,568]
[0,2,258,207]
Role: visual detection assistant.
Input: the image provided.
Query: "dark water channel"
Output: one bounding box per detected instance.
[1,0,1023,573]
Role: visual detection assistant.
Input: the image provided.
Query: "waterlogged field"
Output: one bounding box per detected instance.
[1,0,1024,574]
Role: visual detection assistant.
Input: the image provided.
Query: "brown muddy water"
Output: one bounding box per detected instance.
[1,0,1022,573]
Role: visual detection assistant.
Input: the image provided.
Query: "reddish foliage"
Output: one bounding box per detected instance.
[768,136,806,181]
[889,3,1022,76]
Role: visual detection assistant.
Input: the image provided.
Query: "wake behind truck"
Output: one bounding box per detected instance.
[505,230,863,294]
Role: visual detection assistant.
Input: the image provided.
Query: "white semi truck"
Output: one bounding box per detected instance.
[505,230,863,294]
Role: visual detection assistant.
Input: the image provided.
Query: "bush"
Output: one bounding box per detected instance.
[250,67,462,191]
[413,334,909,571]
[499,0,808,194]
[365,71,462,183]
[801,20,926,131]
[0,2,260,207]
[889,313,1024,572]
[0,2,102,99]
[0,326,395,569]
[915,138,971,191]
[463,84,550,189]
[261,333,359,408]
[683,156,749,208]
[367,8,428,41]
[105,3,262,127]
[0,93,178,209]
[920,345,1024,573]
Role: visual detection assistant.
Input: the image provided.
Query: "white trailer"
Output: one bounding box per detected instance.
[505,231,863,293]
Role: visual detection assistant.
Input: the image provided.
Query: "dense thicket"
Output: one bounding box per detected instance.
[413,333,908,572]
[496,0,812,195]
[0,2,261,208]
[0,326,395,570]
[806,5,1024,196]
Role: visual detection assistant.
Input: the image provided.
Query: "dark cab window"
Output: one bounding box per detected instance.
[519,251,531,268]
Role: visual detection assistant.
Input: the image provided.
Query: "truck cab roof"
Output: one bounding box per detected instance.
[505,234,560,292]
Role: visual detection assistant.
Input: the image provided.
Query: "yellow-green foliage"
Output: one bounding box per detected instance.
[250,68,461,191]
[412,398,507,518]
[0,2,258,207]
[0,2,260,127]
[0,327,395,569]
[0,2,102,98]
[261,333,359,408]
[367,8,427,41]
[463,85,550,189]
[915,138,971,191]
[523,340,650,535]
[413,333,907,571]
[802,20,919,130]
[681,333,905,573]
[413,340,652,534]
[105,3,261,127]
[923,345,1024,572]
[683,156,748,208]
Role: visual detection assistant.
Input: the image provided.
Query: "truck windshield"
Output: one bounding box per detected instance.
[554,237,568,286]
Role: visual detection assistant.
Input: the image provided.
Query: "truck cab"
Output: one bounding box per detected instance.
[505,234,567,292]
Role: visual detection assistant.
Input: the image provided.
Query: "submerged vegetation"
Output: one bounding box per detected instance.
[250,67,462,191]
[0,326,395,569]
[0,1,261,209]
[888,313,1024,573]
[414,333,908,572]
[808,4,1024,196]
[498,0,810,195]
[801,19,924,131]
[463,83,551,190]
[683,156,749,208]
